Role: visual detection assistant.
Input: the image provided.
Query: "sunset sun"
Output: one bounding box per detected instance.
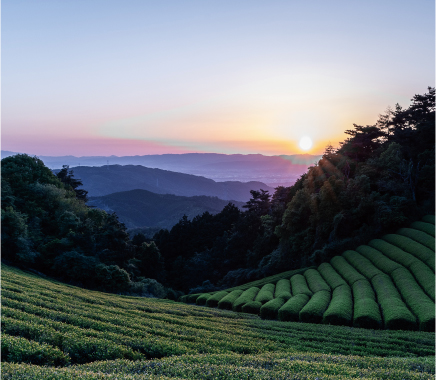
[299,136,313,151]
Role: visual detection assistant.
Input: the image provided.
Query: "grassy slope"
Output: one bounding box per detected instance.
[1,264,435,379]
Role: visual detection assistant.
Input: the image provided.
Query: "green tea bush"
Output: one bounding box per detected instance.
[304,269,331,293]
[371,274,417,330]
[342,250,383,280]
[368,239,416,268]
[410,221,435,237]
[356,245,402,274]
[330,256,365,285]
[254,283,275,304]
[299,291,331,324]
[352,279,376,301]
[260,298,285,320]
[241,301,262,314]
[382,234,435,271]
[353,298,382,329]
[217,289,244,310]
[278,294,310,322]
[409,261,435,301]
[232,287,260,312]
[391,268,435,332]
[205,291,229,308]
[274,279,292,300]
[195,293,210,306]
[322,285,352,326]
[290,274,313,297]
[1,334,70,366]
[317,263,347,290]
[397,227,435,251]
[186,293,201,303]
[422,215,435,225]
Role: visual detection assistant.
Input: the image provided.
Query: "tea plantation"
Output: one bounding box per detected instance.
[184,216,435,333]
[1,216,435,379]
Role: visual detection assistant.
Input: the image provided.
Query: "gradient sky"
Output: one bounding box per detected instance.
[2,0,435,156]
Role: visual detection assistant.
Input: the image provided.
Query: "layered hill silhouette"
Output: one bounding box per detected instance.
[88,189,244,229]
[65,165,275,201]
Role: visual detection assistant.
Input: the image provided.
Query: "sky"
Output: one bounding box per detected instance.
[2,0,435,157]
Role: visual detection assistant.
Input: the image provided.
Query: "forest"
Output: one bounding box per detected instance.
[1,87,434,296]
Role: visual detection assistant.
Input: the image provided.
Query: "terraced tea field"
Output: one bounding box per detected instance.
[1,215,435,379]
[182,216,436,332]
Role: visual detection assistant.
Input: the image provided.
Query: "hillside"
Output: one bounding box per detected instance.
[181,216,435,332]
[88,189,244,229]
[59,164,275,201]
[2,264,434,379]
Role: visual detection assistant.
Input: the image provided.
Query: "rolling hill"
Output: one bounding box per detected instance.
[88,189,244,229]
[60,164,275,201]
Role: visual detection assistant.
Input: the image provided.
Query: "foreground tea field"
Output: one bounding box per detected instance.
[183,216,435,332]
[1,264,435,379]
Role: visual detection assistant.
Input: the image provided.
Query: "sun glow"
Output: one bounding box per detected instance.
[299,136,313,151]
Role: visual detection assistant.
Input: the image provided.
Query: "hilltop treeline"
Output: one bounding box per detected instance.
[1,88,434,295]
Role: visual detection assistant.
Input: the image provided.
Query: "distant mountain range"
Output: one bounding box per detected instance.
[55,165,275,202]
[2,151,320,187]
[88,189,245,229]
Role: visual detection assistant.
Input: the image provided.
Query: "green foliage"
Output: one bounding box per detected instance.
[260,298,285,320]
[273,279,292,300]
[299,291,331,324]
[186,294,201,303]
[304,268,331,293]
[254,283,275,304]
[422,215,435,225]
[352,279,376,301]
[232,287,260,312]
[330,256,366,285]
[205,291,229,307]
[369,239,417,268]
[278,294,310,322]
[410,221,435,237]
[409,260,435,301]
[195,293,210,306]
[353,299,382,330]
[241,301,262,314]
[383,234,435,271]
[322,285,352,326]
[290,274,313,297]
[391,268,435,332]
[218,290,244,310]
[342,250,383,280]
[356,245,402,274]
[397,227,435,250]
[317,262,347,290]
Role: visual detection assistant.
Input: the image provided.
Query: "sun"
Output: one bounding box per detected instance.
[299,136,313,151]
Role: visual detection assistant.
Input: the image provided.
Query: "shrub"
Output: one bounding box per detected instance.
[205,291,229,308]
[1,334,70,366]
[352,279,376,301]
[290,274,312,297]
[391,268,435,332]
[382,234,435,271]
[195,293,210,306]
[410,221,435,237]
[356,245,402,274]
[186,293,201,303]
[422,215,435,225]
[342,250,383,280]
[278,294,310,322]
[299,291,331,324]
[241,301,262,314]
[368,239,416,268]
[330,256,365,285]
[304,269,330,293]
[371,274,417,330]
[254,283,275,304]
[322,285,352,326]
[260,298,286,320]
[317,263,347,290]
[409,260,435,301]
[353,298,382,329]
[218,290,244,310]
[397,227,435,251]
[232,287,260,312]
[274,279,292,300]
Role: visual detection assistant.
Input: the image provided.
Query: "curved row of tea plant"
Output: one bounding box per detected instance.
[183,217,435,331]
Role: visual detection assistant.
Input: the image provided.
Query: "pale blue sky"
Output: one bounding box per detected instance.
[2,1,434,156]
